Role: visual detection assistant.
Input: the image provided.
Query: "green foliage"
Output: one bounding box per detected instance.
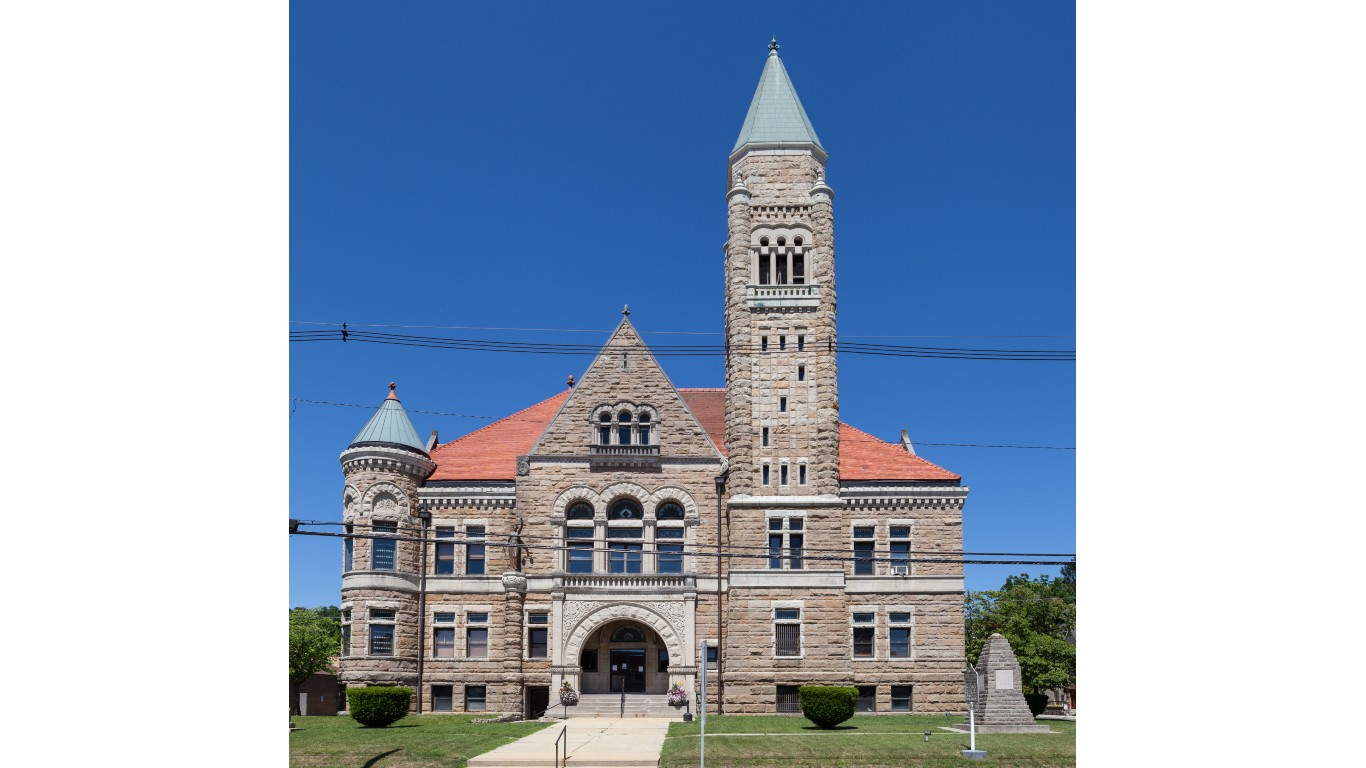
[289,607,342,686]
[347,686,412,727]
[797,686,857,729]
[965,563,1076,694]
[1024,693,1049,717]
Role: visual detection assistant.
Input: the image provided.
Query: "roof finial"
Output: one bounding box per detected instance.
[386,381,399,401]
[622,304,630,317]
[567,374,575,389]
[768,36,779,56]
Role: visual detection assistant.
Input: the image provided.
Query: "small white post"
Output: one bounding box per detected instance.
[969,703,976,751]
[699,639,709,768]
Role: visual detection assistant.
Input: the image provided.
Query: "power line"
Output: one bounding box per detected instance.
[291,320,1073,340]
[289,328,1074,361]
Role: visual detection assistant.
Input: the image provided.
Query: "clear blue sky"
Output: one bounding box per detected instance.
[289,0,1076,608]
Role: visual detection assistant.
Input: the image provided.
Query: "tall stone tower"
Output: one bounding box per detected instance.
[338,383,434,692]
[724,39,839,499]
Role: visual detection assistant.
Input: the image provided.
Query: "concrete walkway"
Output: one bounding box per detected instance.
[468,717,673,768]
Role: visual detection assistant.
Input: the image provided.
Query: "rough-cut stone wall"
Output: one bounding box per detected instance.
[532,319,722,459]
[724,151,840,497]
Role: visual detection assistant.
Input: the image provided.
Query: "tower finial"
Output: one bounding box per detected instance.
[769,37,779,55]
[622,304,630,317]
[386,381,398,401]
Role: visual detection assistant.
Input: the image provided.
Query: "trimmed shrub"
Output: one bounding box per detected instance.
[1024,693,1049,718]
[798,686,858,729]
[347,686,412,727]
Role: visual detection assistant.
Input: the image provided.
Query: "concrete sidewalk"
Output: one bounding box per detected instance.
[468,717,672,768]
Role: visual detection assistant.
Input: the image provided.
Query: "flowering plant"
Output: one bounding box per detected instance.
[558,681,580,705]
[667,685,689,706]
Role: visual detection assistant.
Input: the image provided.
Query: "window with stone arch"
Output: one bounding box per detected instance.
[752,226,811,286]
[607,497,644,574]
[655,501,686,575]
[593,403,657,447]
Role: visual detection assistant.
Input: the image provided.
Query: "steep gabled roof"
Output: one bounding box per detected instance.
[837,423,960,482]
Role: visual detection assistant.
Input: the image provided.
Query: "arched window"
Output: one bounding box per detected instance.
[637,412,651,446]
[611,624,646,643]
[567,502,594,520]
[609,499,642,520]
[657,502,685,520]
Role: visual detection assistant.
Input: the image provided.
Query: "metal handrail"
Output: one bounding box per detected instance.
[619,690,626,718]
[554,725,567,768]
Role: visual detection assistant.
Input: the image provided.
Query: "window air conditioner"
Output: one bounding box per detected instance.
[890,565,909,576]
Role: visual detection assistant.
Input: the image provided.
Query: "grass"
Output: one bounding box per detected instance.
[660,715,1075,768]
[289,713,552,768]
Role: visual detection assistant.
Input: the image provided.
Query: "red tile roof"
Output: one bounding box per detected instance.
[427,390,571,481]
[428,387,958,482]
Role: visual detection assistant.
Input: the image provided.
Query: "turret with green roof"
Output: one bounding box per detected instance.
[348,382,429,455]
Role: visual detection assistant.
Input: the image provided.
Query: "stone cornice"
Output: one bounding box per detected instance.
[340,446,435,477]
[727,494,843,509]
[840,483,970,509]
[418,484,516,509]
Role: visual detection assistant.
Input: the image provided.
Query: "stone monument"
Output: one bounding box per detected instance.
[959,633,1050,733]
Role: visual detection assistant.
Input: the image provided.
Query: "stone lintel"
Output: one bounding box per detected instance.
[728,569,845,588]
[844,576,964,594]
[728,494,842,508]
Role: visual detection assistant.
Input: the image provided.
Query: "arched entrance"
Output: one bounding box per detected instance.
[577,619,672,694]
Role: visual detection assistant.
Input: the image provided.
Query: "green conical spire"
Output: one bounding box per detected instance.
[732,38,824,154]
[349,382,428,454]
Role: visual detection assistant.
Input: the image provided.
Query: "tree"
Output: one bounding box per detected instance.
[965,564,1075,694]
[290,606,342,714]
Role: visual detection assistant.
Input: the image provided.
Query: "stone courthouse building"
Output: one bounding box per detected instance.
[336,42,969,718]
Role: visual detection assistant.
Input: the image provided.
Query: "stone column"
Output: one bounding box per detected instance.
[502,572,527,716]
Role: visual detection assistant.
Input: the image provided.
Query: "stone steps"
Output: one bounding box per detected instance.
[557,694,685,719]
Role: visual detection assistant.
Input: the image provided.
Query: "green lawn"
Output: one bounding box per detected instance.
[661,715,1075,768]
[289,714,552,768]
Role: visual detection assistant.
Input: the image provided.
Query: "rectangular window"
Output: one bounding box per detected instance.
[372,523,397,570]
[852,612,875,658]
[369,620,394,656]
[798,463,807,485]
[857,686,876,712]
[797,364,805,381]
[779,335,787,351]
[466,685,487,712]
[768,517,804,569]
[853,526,875,576]
[759,255,771,284]
[344,524,354,571]
[792,253,805,284]
[762,464,770,485]
[657,527,684,574]
[637,425,650,445]
[434,627,455,658]
[889,526,910,574]
[705,645,718,665]
[608,528,642,574]
[891,685,912,712]
[618,426,632,445]
[599,426,611,444]
[780,463,789,485]
[779,396,787,412]
[762,427,769,446]
[889,612,912,658]
[432,685,453,712]
[581,648,598,672]
[761,335,769,352]
[658,648,669,673]
[797,335,806,351]
[466,627,488,658]
[776,255,788,284]
[435,527,455,574]
[775,608,801,656]
[567,527,594,574]
[776,685,801,713]
[466,526,485,575]
[529,628,548,658]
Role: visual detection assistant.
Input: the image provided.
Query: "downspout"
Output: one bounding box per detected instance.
[417,505,430,714]
[714,468,728,714]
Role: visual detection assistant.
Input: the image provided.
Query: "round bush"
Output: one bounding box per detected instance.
[798,685,857,729]
[347,686,412,727]
[1024,693,1048,718]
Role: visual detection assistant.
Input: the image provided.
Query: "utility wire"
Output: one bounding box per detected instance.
[291,320,1073,340]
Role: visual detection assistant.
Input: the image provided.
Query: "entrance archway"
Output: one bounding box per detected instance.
[563,603,688,696]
